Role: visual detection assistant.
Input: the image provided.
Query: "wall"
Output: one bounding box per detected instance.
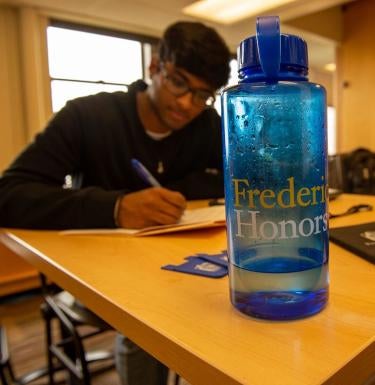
[0,6,27,172]
[0,242,39,296]
[309,68,334,107]
[336,0,375,152]
[0,5,52,173]
[0,5,54,295]
[286,6,343,42]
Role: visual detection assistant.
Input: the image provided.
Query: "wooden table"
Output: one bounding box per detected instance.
[1,194,375,385]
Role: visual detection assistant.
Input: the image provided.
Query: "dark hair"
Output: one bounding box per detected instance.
[159,21,230,90]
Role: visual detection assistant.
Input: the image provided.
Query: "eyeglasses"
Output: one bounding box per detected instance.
[161,66,216,107]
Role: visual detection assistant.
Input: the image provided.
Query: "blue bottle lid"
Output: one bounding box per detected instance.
[238,16,308,82]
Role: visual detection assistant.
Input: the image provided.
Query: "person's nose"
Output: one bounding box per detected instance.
[176,91,194,110]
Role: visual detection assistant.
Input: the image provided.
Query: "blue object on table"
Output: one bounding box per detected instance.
[162,256,227,278]
[195,251,228,267]
[221,16,329,320]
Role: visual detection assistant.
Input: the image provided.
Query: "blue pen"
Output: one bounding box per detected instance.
[131,158,161,187]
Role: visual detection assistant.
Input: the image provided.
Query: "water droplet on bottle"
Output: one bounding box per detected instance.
[254,115,264,132]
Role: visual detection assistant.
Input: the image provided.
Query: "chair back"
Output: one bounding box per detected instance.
[344,148,375,194]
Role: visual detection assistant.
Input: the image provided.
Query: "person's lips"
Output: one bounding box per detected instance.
[168,108,189,123]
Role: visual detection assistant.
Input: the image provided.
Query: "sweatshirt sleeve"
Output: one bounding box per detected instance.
[0,99,124,229]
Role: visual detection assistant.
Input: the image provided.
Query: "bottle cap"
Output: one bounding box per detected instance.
[238,16,308,81]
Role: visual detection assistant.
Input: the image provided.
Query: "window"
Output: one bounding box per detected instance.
[46,22,156,112]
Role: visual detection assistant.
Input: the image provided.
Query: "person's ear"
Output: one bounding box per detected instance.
[149,56,161,76]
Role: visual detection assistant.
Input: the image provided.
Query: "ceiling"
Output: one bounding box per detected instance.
[2,0,357,71]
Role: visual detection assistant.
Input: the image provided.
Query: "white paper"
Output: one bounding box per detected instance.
[61,205,226,236]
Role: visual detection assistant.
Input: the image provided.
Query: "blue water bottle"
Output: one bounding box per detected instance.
[221,16,329,320]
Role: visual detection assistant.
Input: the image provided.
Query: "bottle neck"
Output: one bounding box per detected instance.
[238,64,308,83]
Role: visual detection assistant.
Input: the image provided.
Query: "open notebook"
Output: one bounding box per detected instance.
[61,205,226,237]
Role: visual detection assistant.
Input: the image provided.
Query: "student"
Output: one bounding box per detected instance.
[0,21,230,385]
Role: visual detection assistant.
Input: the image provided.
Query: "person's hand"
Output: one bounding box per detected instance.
[117,188,187,229]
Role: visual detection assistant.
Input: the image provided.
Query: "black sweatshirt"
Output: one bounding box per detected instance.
[0,80,224,229]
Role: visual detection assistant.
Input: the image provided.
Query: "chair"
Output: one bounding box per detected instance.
[38,273,115,385]
[343,148,375,194]
[1,274,115,385]
[0,325,16,385]
[329,149,375,195]
[1,321,54,385]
